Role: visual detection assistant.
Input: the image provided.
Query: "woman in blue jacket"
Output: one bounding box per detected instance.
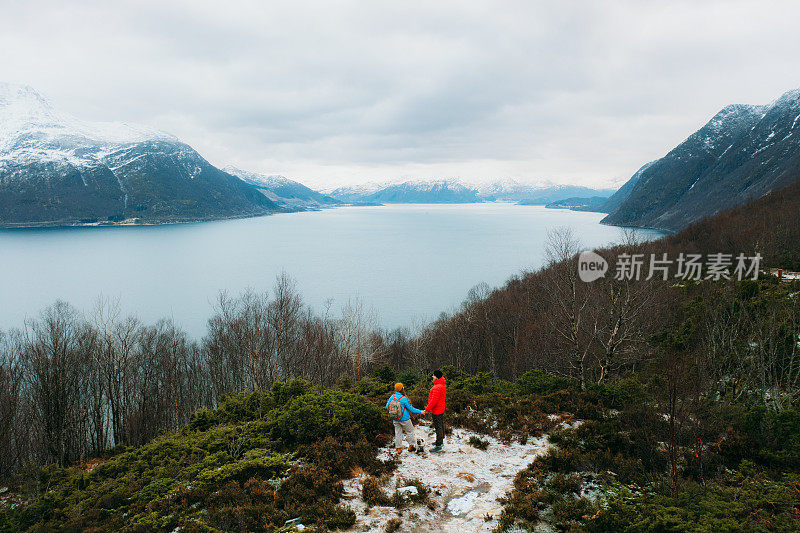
[386,383,422,452]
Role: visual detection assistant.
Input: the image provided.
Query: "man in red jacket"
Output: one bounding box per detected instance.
[422,369,447,453]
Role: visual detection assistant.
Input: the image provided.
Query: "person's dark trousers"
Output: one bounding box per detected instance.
[432,413,445,447]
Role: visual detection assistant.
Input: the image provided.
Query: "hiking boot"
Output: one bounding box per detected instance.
[430,445,443,454]
[395,447,404,454]
[408,445,416,452]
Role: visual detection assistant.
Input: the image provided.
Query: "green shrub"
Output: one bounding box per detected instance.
[585,378,647,410]
[195,449,289,484]
[552,496,595,528]
[397,368,422,387]
[546,473,581,496]
[325,506,357,530]
[588,471,800,532]
[206,479,282,532]
[267,388,387,448]
[0,384,390,532]
[467,436,489,450]
[135,477,176,502]
[516,370,573,396]
[374,364,396,383]
[355,376,392,397]
[454,372,516,396]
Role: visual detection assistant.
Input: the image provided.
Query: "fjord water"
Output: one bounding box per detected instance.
[0,204,664,338]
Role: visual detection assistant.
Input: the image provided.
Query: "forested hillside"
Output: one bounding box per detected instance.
[1,179,800,531]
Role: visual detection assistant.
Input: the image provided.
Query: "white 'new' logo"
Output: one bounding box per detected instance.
[578,250,608,282]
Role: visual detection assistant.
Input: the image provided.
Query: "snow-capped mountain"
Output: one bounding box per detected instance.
[0,83,278,227]
[223,166,340,210]
[327,178,614,205]
[477,179,616,203]
[603,88,800,232]
[328,179,481,204]
[0,84,176,165]
[476,178,553,198]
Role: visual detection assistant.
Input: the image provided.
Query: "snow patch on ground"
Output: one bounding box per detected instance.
[342,425,553,532]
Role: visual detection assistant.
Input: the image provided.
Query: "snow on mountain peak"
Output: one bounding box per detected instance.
[222,166,292,187]
[772,87,800,109]
[0,83,52,112]
[476,178,558,195]
[0,82,175,166]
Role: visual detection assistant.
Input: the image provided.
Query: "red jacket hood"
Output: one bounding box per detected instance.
[433,377,446,386]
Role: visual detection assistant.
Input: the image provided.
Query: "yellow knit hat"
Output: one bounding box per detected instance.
[394,383,404,392]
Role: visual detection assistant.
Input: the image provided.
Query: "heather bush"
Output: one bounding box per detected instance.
[362,476,390,506]
[298,436,397,478]
[468,436,489,450]
[385,517,402,532]
[0,382,390,532]
[394,477,431,507]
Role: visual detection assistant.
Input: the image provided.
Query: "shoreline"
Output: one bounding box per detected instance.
[0,202,671,235]
[0,209,288,231]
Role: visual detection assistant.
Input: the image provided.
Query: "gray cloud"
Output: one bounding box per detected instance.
[2,0,800,188]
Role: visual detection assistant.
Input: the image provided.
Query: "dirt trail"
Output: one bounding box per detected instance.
[342,424,552,532]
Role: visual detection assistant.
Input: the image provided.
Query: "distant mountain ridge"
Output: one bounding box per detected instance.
[602,88,800,232]
[0,83,279,227]
[328,180,481,203]
[477,179,615,203]
[327,179,614,205]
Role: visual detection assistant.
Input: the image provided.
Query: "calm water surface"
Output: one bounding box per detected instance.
[0,204,664,338]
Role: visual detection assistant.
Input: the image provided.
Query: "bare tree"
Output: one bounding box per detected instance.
[751,295,800,411]
[591,256,664,384]
[93,297,140,446]
[23,302,88,466]
[463,282,498,376]
[206,289,273,391]
[269,272,303,380]
[337,298,382,377]
[0,330,24,477]
[543,227,594,389]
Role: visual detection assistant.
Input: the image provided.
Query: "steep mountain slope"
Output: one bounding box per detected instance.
[223,166,340,210]
[0,83,278,227]
[592,160,655,213]
[603,89,800,231]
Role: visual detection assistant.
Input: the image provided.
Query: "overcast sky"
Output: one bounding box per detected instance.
[2,0,800,189]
